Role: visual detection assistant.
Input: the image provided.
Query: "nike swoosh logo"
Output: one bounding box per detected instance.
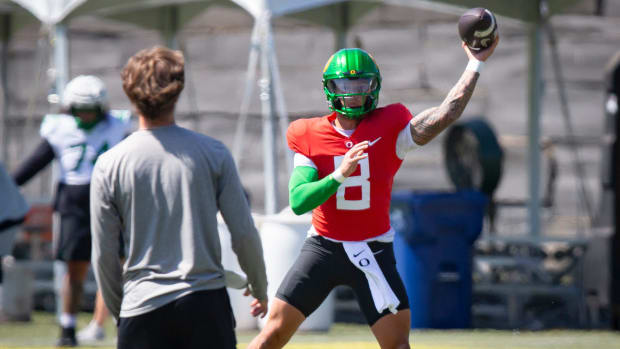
[368,137,382,146]
[353,250,364,258]
[373,249,384,255]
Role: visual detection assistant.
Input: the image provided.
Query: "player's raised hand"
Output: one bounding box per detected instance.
[463,34,499,62]
[245,288,269,318]
[339,141,369,178]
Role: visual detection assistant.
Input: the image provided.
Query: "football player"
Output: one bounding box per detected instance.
[248,37,499,349]
[13,75,132,347]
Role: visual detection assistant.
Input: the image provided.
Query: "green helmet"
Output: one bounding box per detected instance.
[322,48,381,119]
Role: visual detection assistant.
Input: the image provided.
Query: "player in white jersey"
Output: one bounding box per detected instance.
[13,75,132,347]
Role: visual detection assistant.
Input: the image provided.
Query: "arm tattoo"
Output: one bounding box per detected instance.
[410,70,479,145]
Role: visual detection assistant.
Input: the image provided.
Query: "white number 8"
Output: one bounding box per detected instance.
[333,155,370,210]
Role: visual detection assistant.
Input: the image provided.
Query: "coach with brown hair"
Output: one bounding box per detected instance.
[90,46,268,349]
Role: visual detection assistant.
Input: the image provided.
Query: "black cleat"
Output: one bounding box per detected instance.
[56,327,78,347]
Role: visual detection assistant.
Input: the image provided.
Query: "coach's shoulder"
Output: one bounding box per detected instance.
[186,128,225,148]
[182,129,233,162]
[93,135,131,169]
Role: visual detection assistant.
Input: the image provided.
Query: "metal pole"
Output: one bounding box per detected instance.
[54,23,68,101]
[335,30,347,51]
[613,93,620,330]
[334,2,349,50]
[610,52,620,331]
[527,21,543,236]
[545,19,593,227]
[259,13,278,214]
[52,22,69,323]
[265,19,292,176]
[1,14,10,163]
[163,6,179,50]
[232,19,261,165]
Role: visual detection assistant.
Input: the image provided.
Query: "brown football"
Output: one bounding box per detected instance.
[458,8,498,51]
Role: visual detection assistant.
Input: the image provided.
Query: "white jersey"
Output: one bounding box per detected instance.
[40,110,132,185]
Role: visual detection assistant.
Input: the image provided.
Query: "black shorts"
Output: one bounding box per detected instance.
[117,288,236,349]
[55,213,126,262]
[276,235,409,326]
[55,213,91,262]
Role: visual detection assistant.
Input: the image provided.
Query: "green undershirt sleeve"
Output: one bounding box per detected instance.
[289,166,342,215]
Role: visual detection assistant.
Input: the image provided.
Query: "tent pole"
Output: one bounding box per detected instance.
[52,22,70,323]
[335,30,347,50]
[335,2,349,50]
[527,21,543,237]
[163,6,179,50]
[54,23,69,101]
[265,19,292,176]
[233,19,261,165]
[545,18,593,228]
[1,14,10,163]
[259,12,279,214]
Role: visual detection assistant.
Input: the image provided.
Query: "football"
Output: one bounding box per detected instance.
[458,7,498,51]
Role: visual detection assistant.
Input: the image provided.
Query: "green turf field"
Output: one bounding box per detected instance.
[1,312,619,348]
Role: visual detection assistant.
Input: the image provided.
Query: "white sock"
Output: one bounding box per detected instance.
[60,313,76,328]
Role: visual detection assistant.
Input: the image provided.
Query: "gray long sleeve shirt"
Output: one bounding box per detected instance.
[90,124,267,319]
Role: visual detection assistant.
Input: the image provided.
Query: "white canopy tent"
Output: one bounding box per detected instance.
[2,0,216,99]
[0,0,287,213]
[229,0,585,232]
[0,0,589,226]
[0,0,228,169]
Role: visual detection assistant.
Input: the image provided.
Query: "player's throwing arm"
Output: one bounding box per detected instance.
[410,10,499,146]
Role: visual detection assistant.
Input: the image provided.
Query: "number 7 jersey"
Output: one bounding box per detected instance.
[287,103,413,241]
[40,110,132,185]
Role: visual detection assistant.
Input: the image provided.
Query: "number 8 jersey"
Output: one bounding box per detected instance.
[287,103,413,241]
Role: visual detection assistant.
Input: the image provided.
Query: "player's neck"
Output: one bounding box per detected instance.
[334,114,360,130]
[138,112,175,130]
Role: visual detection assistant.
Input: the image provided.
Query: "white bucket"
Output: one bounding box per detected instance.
[258,208,334,331]
[1,256,33,321]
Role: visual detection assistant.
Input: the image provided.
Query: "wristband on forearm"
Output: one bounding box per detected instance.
[466,59,484,73]
[332,168,346,183]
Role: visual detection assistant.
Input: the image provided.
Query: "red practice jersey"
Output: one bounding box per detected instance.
[287,103,413,241]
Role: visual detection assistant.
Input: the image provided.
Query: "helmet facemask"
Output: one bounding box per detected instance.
[324,76,380,119]
[322,48,382,119]
[62,75,109,129]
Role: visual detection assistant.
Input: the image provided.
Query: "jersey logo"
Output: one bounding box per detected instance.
[368,137,382,146]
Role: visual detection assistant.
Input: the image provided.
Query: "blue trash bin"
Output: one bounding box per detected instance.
[390,190,486,329]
